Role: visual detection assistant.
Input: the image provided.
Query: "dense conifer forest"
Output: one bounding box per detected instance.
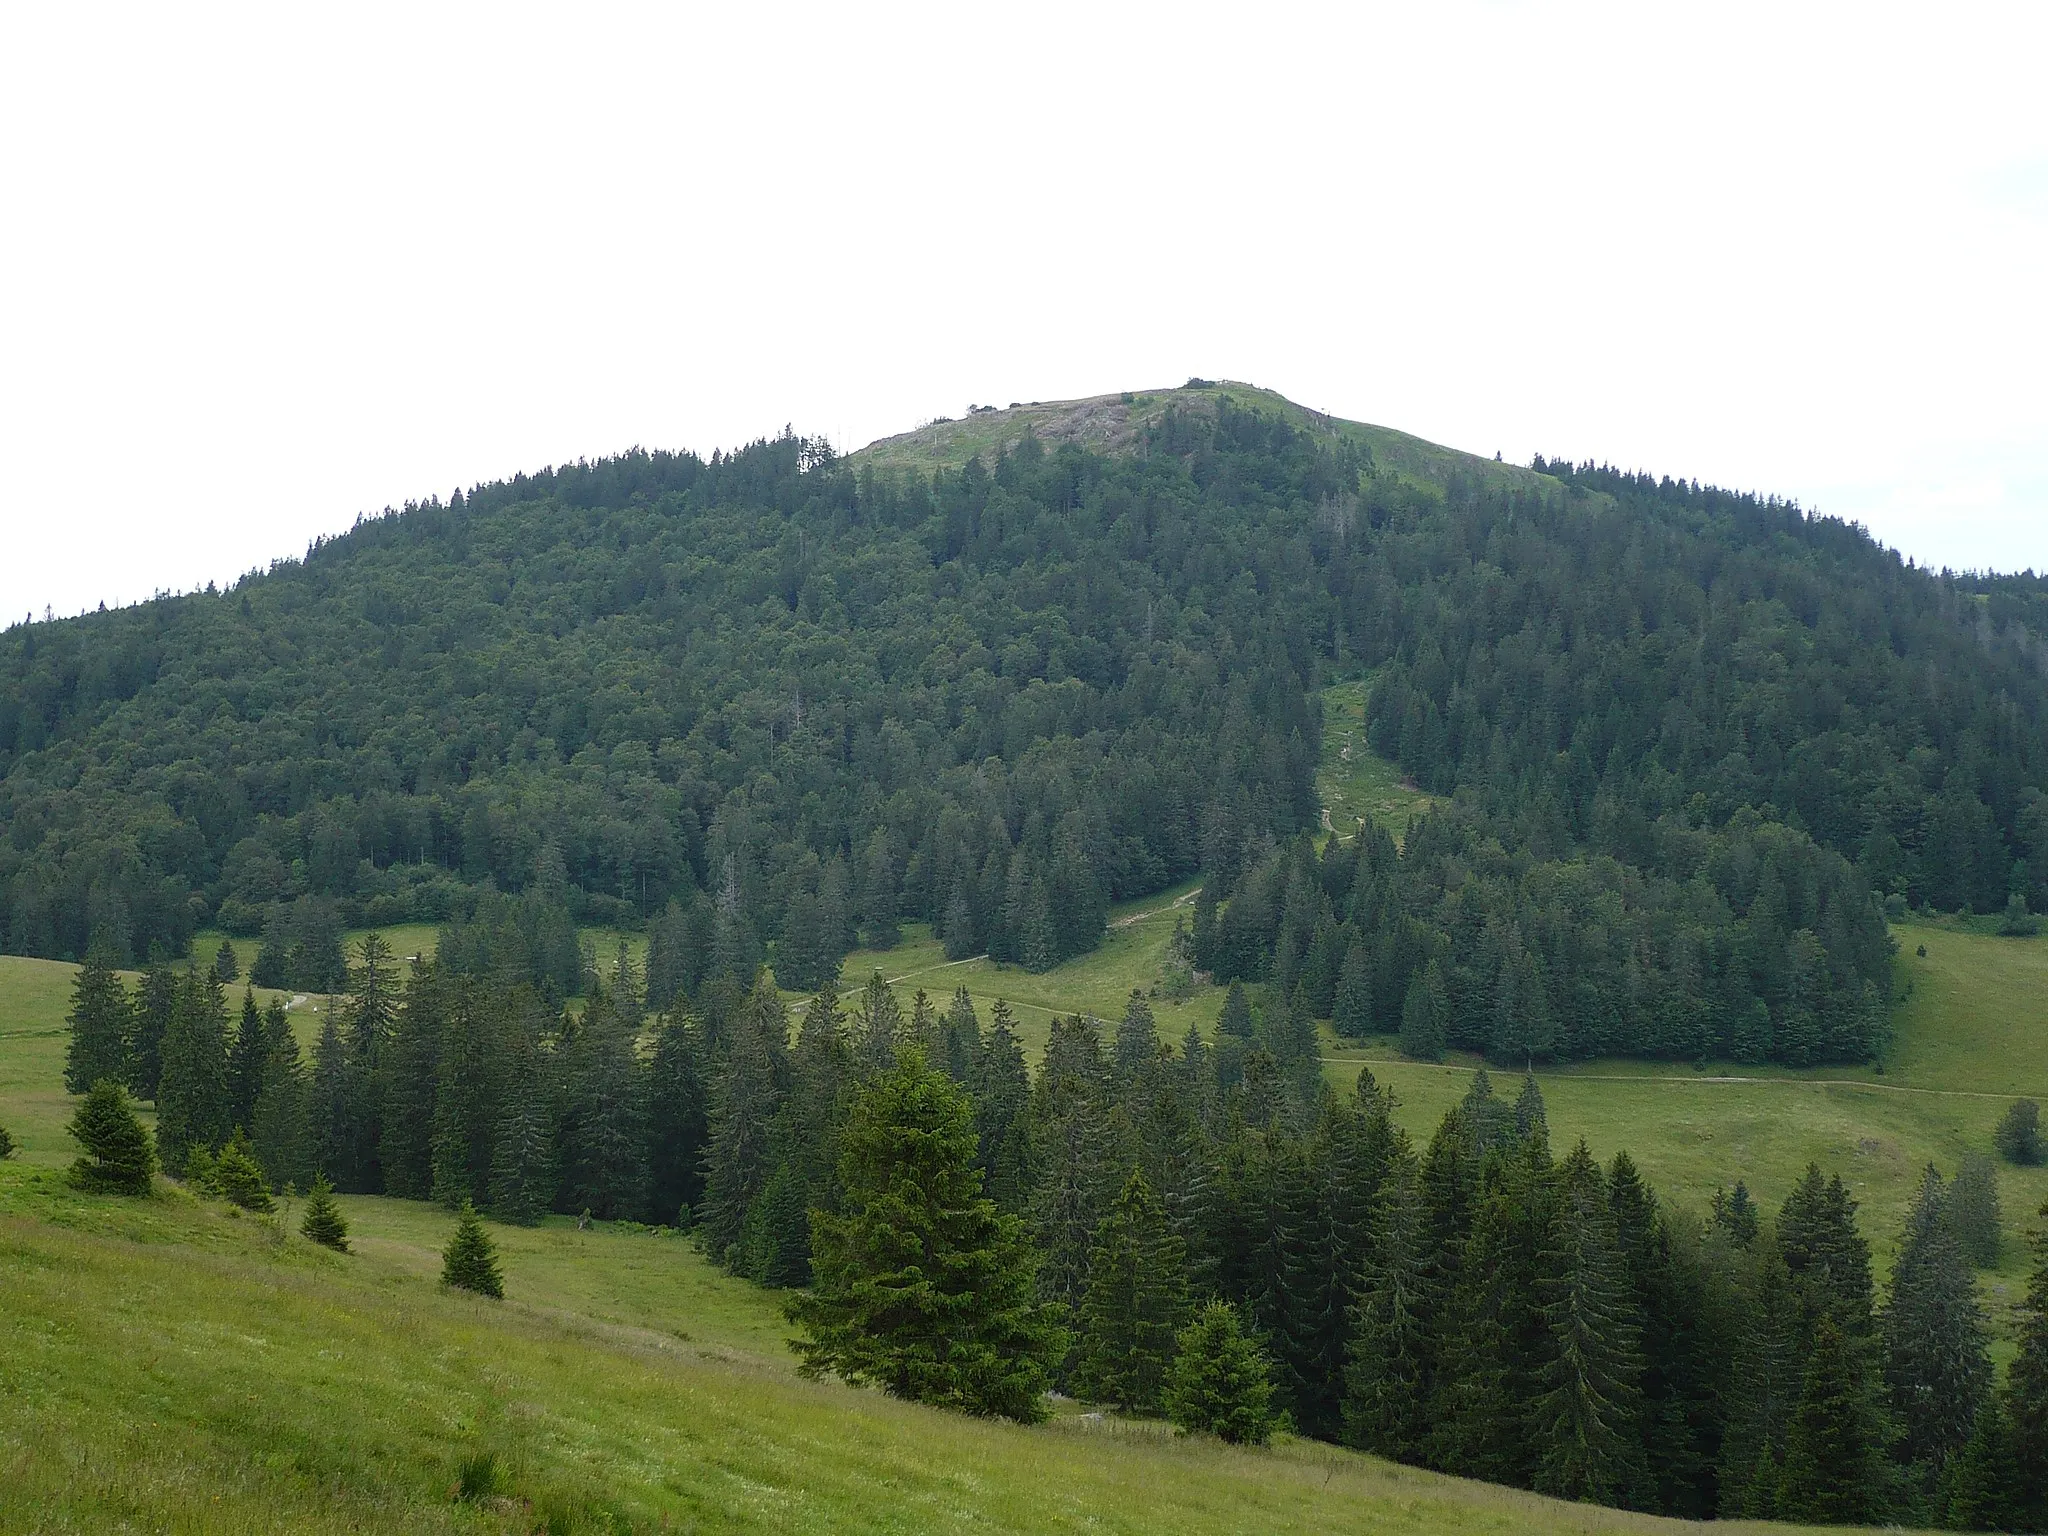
[63,938,2048,1529]
[8,391,2047,1063]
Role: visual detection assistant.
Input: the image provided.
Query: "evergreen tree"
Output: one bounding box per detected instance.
[1163,1301,1277,1445]
[1217,981,1254,1040]
[1944,1394,2020,1534]
[1950,1152,2002,1267]
[744,983,850,1286]
[212,937,239,982]
[645,1008,707,1225]
[788,1050,1061,1422]
[1112,990,1160,1093]
[1344,1143,1431,1460]
[1513,1069,1547,1141]
[1883,1164,1992,1478]
[1398,959,1448,1062]
[1776,1315,1887,1524]
[1710,1180,1761,1245]
[1995,1098,2043,1165]
[65,938,133,1096]
[940,879,977,961]
[941,985,978,1083]
[378,958,443,1199]
[430,980,504,1209]
[774,884,840,993]
[859,829,901,950]
[442,1203,504,1298]
[850,969,901,1078]
[300,1173,350,1251]
[1327,938,1369,1040]
[1074,1169,1188,1414]
[1777,1162,1875,1337]
[971,999,1032,1210]
[558,987,648,1220]
[250,998,310,1192]
[128,949,176,1100]
[339,933,398,1193]
[307,1011,355,1190]
[227,987,265,1133]
[2004,1199,2048,1532]
[0,1123,13,1161]
[698,979,789,1263]
[212,1128,274,1212]
[1718,1247,1802,1518]
[67,1078,155,1195]
[489,1017,555,1226]
[154,968,229,1174]
[1530,1141,1645,1505]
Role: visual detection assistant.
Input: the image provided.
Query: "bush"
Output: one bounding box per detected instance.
[442,1204,504,1298]
[301,1174,350,1251]
[1994,1099,2042,1166]
[1163,1301,1277,1445]
[67,1079,156,1196]
[0,1122,15,1160]
[2000,893,2040,937]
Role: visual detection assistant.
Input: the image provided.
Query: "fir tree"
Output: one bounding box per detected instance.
[940,879,977,961]
[1513,1069,1547,1141]
[307,1011,355,1190]
[1332,939,1373,1038]
[64,938,132,1096]
[1777,1162,1875,1336]
[1530,1141,1646,1505]
[558,986,647,1220]
[745,983,850,1286]
[1163,1301,1278,1445]
[129,950,177,1100]
[788,1050,1061,1422]
[1776,1316,1887,1524]
[339,933,398,1192]
[378,958,443,1198]
[774,883,838,992]
[697,979,789,1263]
[212,937,240,982]
[1710,1180,1761,1245]
[1944,1394,2020,1533]
[212,1129,274,1212]
[67,1078,155,1195]
[1074,1169,1188,1414]
[971,999,1032,1211]
[430,980,504,1209]
[1217,981,1254,1040]
[1949,1151,2002,1267]
[1344,1143,1431,1461]
[228,987,266,1133]
[1994,1098,2043,1166]
[489,1018,555,1227]
[1717,1248,1802,1518]
[1399,959,1448,1062]
[859,829,901,950]
[442,1203,505,1298]
[155,968,229,1173]
[850,969,901,1078]
[250,997,309,1190]
[1112,990,1160,1093]
[645,1008,707,1225]
[300,1173,350,1251]
[941,985,978,1083]
[1883,1164,1992,1477]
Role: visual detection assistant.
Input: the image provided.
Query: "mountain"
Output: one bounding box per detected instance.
[3,381,2045,1063]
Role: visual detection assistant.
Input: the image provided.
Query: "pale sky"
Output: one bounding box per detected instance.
[3,3,2044,623]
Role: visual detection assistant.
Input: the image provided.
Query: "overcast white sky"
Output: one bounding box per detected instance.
[3,3,2044,623]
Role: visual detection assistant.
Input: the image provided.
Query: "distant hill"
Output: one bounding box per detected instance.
[3,384,2046,1063]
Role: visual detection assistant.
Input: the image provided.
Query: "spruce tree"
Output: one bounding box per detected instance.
[251,997,310,1190]
[64,939,133,1096]
[1074,1169,1188,1414]
[1717,1247,1802,1518]
[378,958,444,1198]
[1710,1180,1761,1245]
[1944,1395,2020,1533]
[1217,981,1254,1040]
[212,1129,274,1212]
[645,1007,707,1225]
[228,986,266,1133]
[559,987,648,1220]
[1344,1144,1432,1461]
[129,949,176,1099]
[2004,1199,2048,1532]
[430,979,504,1209]
[67,1078,156,1195]
[698,980,789,1263]
[489,1017,556,1227]
[850,969,901,1078]
[744,982,850,1285]
[307,1011,355,1190]
[1994,1098,2043,1165]
[1776,1315,1887,1524]
[1950,1151,2002,1267]
[1163,1301,1277,1445]
[941,985,978,1082]
[1777,1162,1875,1336]
[1883,1164,1992,1478]
[442,1203,505,1298]
[300,1173,350,1251]
[340,933,398,1192]
[213,937,240,982]
[788,1050,1061,1422]
[1112,990,1160,1093]
[971,999,1032,1211]
[154,968,229,1174]
[1530,1141,1645,1505]
[1331,939,1372,1037]
[1398,959,1448,1062]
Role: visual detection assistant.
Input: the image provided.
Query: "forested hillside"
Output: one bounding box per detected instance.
[5,384,2048,1064]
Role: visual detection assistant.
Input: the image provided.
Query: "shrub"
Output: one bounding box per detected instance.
[0,1122,14,1160]
[1994,1099,2042,1166]
[2001,894,2040,937]
[1163,1301,1277,1445]
[442,1204,504,1298]
[67,1079,156,1196]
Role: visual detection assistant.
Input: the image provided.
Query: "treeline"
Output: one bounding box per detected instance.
[65,939,2047,1528]
[1200,815,1892,1065]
